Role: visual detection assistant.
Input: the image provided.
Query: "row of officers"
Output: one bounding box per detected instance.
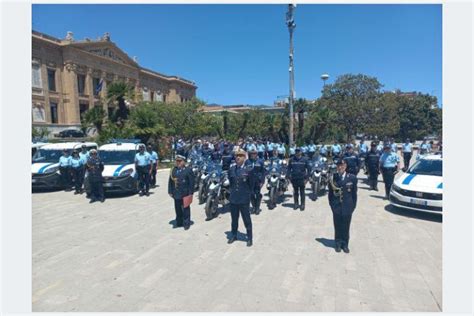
[168,147,363,252]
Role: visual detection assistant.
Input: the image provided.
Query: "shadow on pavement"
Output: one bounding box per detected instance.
[168,219,196,228]
[315,237,336,249]
[384,205,442,223]
[369,194,387,200]
[224,231,249,242]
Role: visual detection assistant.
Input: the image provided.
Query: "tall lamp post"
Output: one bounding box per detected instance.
[321,73,329,88]
[286,4,296,147]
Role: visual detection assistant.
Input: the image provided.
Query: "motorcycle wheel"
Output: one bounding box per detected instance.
[311,182,317,201]
[205,195,217,220]
[198,184,205,204]
[269,186,277,209]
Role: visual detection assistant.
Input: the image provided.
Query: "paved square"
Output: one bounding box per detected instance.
[32,170,442,312]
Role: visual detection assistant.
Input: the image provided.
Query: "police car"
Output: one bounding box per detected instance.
[85,140,144,194]
[389,154,442,213]
[32,142,98,189]
[32,142,47,158]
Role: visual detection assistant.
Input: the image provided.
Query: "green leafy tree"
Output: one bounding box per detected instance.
[81,105,106,134]
[107,81,135,123]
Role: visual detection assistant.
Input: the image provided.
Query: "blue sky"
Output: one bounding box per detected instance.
[32,4,442,106]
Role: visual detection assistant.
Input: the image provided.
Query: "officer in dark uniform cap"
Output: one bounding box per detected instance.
[342,145,360,175]
[227,149,256,247]
[287,147,310,210]
[221,143,234,171]
[245,148,265,215]
[168,154,195,230]
[379,142,400,198]
[86,149,105,203]
[366,141,381,190]
[328,159,358,253]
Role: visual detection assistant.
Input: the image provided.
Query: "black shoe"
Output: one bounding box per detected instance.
[74,191,79,195]
[255,208,261,215]
[227,236,237,244]
[139,191,144,196]
[293,204,298,210]
[247,240,253,247]
[343,246,350,253]
[89,199,96,204]
[146,191,150,197]
[100,198,105,203]
[375,187,379,191]
[300,204,305,211]
[184,225,190,230]
[335,243,342,252]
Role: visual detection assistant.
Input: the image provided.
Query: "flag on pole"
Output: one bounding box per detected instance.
[95,79,103,94]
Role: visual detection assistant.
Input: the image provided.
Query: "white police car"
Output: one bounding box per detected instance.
[389,154,442,213]
[85,141,144,194]
[32,142,98,189]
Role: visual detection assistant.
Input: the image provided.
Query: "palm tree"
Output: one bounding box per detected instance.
[107,81,135,124]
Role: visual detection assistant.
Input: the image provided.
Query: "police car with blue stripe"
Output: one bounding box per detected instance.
[389,154,442,213]
[85,140,144,194]
[32,142,98,189]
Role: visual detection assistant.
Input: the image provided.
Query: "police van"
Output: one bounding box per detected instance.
[32,142,98,189]
[389,154,442,213]
[85,140,144,194]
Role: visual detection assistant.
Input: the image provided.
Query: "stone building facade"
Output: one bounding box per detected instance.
[32,30,197,132]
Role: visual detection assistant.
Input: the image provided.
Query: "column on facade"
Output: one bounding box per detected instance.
[86,68,94,112]
[63,62,80,124]
[100,71,108,112]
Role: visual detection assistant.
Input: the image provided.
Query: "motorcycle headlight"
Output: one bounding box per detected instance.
[223,179,230,186]
[43,166,59,174]
[119,168,134,177]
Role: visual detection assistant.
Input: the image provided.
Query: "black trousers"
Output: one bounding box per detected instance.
[381,167,396,196]
[367,168,379,189]
[250,183,263,212]
[174,198,191,227]
[333,212,352,247]
[308,152,315,159]
[403,153,412,170]
[59,166,71,188]
[150,163,157,186]
[71,167,83,192]
[278,153,285,159]
[230,203,252,241]
[89,179,104,200]
[291,178,306,205]
[137,166,150,192]
[267,151,273,159]
[258,152,264,159]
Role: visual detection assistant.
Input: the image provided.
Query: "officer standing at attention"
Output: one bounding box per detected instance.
[78,144,90,193]
[70,150,84,194]
[86,149,105,203]
[227,149,256,247]
[201,141,213,160]
[168,155,195,230]
[376,141,384,155]
[221,143,234,171]
[287,148,310,211]
[401,138,413,171]
[289,144,296,159]
[319,143,328,158]
[342,145,360,176]
[245,149,265,215]
[307,141,317,159]
[366,142,381,190]
[256,140,266,160]
[390,138,398,153]
[266,141,274,160]
[135,144,152,196]
[419,138,430,155]
[147,145,159,188]
[277,143,286,160]
[328,159,357,253]
[59,149,72,191]
[211,146,222,163]
[331,141,342,160]
[358,139,368,171]
[379,143,400,198]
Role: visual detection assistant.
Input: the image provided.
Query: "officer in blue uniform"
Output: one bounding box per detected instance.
[331,141,342,160]
[328,159,358,253]
[70,150,84,194]
[256,141,266,160]
[86,149,104,203]
[376,141,384,155]
[319,144,328,158]
[228,149,256,247]
[307,141,317,159]
[358,139,368,171]
[379,143,400,198]
[245,149,265,215]
[78,145,90,193]
[266,141,274,160]
[211,146,222,163]
[201,142,213,160]
[135,144,152,196]
[221,143,234,171]
[419,139,430,155]
[366,142,381,190]
[147,145,159,188]
[342,145,360,175]
[287,148,310,211]
[277,143,286,159]
[390,138,398,153]
[58,149,72,190]
[168,155,195,230]
[289,144,296,159]
[401,138,413,171]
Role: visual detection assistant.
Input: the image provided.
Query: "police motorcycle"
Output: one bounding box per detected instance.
[265,159,289,209]
[197,158,215,204]
[308,157,329,200]
[187,153,204,191]
[204,165,230,220]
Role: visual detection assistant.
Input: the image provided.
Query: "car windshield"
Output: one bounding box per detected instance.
[99,150,136,165]
[33,149,65,163]
[407,159,442,177]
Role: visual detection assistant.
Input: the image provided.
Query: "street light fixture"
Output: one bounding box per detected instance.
[286,4,296,147]
[321,73,329,87]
